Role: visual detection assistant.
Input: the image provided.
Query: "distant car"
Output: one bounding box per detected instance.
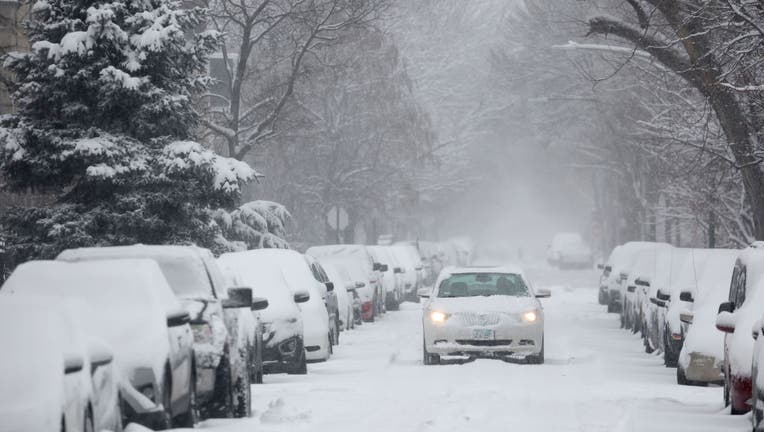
[305,254,340,346]
[391,244,422,302]
[306,245,383,322]
[547,233,593,269]
[58,245,260,419]
[604,242,671,316]
[420,266,550,365]
[676,249,738,385]
[1,259,196,429]
[219,250,309,374]
[320,259,357,331]
[0,297,121,432]
[716,247,764,414]
[368,245,403,310]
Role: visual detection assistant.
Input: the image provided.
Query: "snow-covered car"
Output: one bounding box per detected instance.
[674,249,738,385]
[253,249,332,362]
[640,247,687,354]
[58,245,260,419]
[0,296,121,432]
[394,242,427,299]
[547,232,592,269]
[218,250,309,374]
[368,245,403,310]
[391,244,422,302]
[319,259,357,331]
[306,244,382,322]
[715,247,764,414]
[1,259,196,429]
[420,266,550,365]
[620,243,674,333]
[305,254,340,346]
[603,241,667,314]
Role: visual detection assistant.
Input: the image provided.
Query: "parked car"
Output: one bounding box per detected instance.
[320,259,357,331]
[597,247,619,306]
[640,247,687,354]
[306,245,382,322]
[391,244,422,302]
[675,249,738,385]
[394,242,427,299]
[368,246,402,310]
[716,247,764,414]
[218,250,309,374]
[603,242,667,315]
[0,296,121,432]
[254,249,333,362]
[420,266,550,365]
[547,232,592,269]
[58,245,259,419]
[305,254,340,346]
[1,259,196,429]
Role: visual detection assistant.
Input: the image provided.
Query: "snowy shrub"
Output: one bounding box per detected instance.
[211,201,292,252]
[0,0,257,265]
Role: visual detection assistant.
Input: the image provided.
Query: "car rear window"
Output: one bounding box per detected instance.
[438,273,529,298]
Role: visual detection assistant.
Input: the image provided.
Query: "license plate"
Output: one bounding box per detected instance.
[472,328,495,340]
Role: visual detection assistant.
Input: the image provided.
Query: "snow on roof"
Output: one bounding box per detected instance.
[57,245,216,298]
[1,259,175,383]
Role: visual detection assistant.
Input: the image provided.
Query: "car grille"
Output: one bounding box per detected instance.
[455,339,512,346]
[454,312,501,326]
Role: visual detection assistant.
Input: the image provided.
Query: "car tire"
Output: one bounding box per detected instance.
[232,350,251,418]
[83,407,94,432]
[174,368,198,427]
[207,352,234,419]
[677,365,689,385]
[327,333,333,358]
[294,350,308,375]
[157,370,173,430]
[422,339,439,365]
[528,337,545,365]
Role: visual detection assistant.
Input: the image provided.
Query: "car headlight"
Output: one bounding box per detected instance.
[429,311,449,323]
[523,310,538,323]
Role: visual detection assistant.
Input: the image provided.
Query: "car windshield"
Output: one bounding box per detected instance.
[437,273,529,298]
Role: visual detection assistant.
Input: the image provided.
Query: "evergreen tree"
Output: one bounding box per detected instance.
[0,0,255,263]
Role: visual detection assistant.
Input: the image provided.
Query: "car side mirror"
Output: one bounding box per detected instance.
[679,312,694,324]
[167,310,191,327]
[635,278,650,287]
[650,297,666,307]
[597,263,604,270]
[325,282,335,292]
[251,296,269,311]
[535,288,552,298]
[716,310,736,333]
[88,341,114,369]
[354,281,366,289]
[627,285,636,293]
[64,354,84,374]
[394,267,404,274]
[380,264,389,272]
[223,287,253,309]
[294,291,310,303]
[679,291,694,302]
[417,287,431,298]
[656,289,670,301]
[718,301,734,314]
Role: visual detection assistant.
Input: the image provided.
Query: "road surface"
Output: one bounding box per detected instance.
[153,265,750,432]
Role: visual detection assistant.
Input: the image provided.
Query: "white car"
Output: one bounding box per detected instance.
[1,259,196,429]
[218,250,309,375]
[420,266,550,365]
[257,249,332,362]
[0,297,121,432]
[320,259,356,331]
[547,232,592,269]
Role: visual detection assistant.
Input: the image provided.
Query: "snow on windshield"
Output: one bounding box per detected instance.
[438,273,529,298]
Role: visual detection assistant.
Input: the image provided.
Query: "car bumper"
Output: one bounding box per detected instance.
[425,321,543,359]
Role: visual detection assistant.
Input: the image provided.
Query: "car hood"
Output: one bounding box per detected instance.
[429,295,538,314]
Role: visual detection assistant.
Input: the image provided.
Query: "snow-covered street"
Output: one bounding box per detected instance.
[185,266,749,432]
